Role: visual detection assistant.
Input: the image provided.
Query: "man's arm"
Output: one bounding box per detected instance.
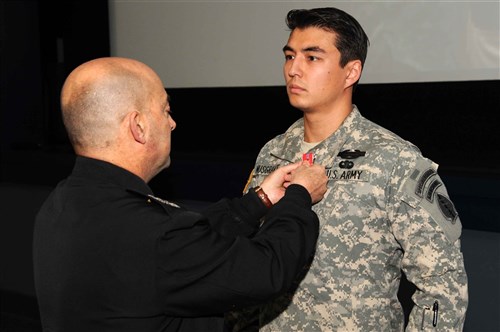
[391,158,468,330]
[202,162,327,237]
[155,184,321,316]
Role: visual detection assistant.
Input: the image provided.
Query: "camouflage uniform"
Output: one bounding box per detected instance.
[237,106,468,331]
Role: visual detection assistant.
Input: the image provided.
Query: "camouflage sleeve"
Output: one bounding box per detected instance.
[242,169,256,195]
[389,156,468,331]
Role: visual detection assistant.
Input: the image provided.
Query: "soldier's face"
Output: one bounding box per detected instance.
[283,27,351,113]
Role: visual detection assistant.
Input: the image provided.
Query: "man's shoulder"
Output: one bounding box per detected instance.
[261,118,303,146]
[356,116,422,156]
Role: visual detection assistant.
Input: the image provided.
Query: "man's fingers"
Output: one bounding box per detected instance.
[277,162,302,174]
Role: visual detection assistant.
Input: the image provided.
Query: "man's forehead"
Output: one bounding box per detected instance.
[285,28,337,51]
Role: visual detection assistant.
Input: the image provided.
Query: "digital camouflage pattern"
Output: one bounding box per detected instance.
[231,106,468,331]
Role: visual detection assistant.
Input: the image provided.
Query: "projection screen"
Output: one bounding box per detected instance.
[109,0,499,88]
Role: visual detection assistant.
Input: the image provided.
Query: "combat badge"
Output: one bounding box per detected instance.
[337,149,366,169]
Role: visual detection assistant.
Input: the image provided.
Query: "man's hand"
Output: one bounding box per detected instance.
[260,162,328,204]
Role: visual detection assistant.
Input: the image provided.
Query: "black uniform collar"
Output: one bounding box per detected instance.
[71,156,154,196]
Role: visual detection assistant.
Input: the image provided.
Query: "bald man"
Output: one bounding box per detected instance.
[32,57,328,332]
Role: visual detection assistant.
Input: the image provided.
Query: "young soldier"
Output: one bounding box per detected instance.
[230,7,468,331]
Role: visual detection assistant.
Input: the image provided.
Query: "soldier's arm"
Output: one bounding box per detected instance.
[389,157,468,331]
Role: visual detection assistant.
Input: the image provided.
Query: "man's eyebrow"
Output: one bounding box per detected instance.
[303,46,326,53]
[282,45,326,53]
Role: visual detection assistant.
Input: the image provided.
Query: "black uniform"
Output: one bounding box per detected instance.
[33,156,319,332]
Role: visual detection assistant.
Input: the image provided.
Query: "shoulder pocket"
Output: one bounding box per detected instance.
[400,159,461,243]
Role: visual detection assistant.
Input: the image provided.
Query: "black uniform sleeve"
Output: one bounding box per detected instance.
[198,184,270,237]
[155,184,319,316]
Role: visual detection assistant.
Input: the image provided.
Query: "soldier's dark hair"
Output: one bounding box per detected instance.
[285,7,370,69]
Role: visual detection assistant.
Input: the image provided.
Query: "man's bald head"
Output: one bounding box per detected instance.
[59,57,175,182]
[60,57,162,152]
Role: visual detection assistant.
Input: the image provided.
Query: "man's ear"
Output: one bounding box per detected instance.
[129,111,146,144]
[345,60,362,89]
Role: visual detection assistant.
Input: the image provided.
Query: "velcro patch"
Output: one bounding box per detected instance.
[436,193,459,224]
[254,164,280,176]
[401,159,461,242]
[326,168,370,182]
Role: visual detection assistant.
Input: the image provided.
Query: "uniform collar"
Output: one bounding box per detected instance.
[274,105,362,166]
[71,156,154,196]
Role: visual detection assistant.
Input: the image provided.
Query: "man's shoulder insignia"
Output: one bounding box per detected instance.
[401,158,461,242]
[147,194,180,208]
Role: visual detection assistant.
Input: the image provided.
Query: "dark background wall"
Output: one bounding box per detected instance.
[1,1,499,331]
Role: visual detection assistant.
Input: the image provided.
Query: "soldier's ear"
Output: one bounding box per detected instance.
[345,60,362,89]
